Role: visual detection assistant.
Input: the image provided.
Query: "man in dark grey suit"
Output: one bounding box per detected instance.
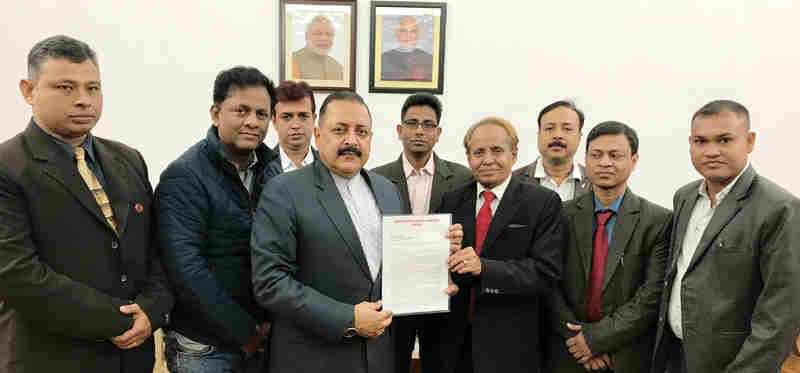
[373,93,472,373]
[651,100,800,373]
[267,80,319,176]
[251,91,463,373]
[0,35,173,373]
[513,100,590,201]
[544,121,670,373]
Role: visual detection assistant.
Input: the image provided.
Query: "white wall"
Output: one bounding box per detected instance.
[2,0,799,207]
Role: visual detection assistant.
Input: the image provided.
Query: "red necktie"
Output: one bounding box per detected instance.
[587,210,614,322]
[469,190,495,322]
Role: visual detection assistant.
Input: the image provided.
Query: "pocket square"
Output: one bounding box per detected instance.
[508,224,527,228]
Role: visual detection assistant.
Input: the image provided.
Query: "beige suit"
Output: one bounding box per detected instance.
[292,47,343,80]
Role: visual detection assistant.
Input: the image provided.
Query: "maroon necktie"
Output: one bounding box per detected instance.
[469,190,495,322]
[587,210,614,322]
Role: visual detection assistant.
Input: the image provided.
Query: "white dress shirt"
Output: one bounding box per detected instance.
[534,158,582,201]
[475,175,511,217]
[668,163,749,339]
[331,170,383,280]
[280,146,315,173]
[402,153,435,215]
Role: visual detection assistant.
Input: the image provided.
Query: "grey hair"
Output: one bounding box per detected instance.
[306,15,334,34]
[27,35,97,82]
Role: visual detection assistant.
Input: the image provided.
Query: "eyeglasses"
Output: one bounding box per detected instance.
[402,119,438,131]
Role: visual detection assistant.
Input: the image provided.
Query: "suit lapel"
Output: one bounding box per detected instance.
[481,179,523,255]
[575,164,591,197]
[314,162,373,282]
[685,167,754,273]
[92,139,131,237]
[429,153,452,213]
[601,190,641,291]
[454,183,477,248]
[668,188,699,275]
[24,123,112,232]
[385,156,411,213]
[572,192,596,283]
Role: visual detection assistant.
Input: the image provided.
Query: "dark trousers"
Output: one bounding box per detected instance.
[393,314,445,373]
[454,328,474,373]
[665,328,688,373]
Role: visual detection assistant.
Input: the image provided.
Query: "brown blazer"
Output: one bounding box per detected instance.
[0,121,173,373]
[544,189,671,373]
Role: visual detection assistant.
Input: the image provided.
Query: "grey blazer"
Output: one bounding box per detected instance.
[251,160,404,373]
[266,144,320,178]
[651,165,800,373]
[512,159,591,199]
[544,189,671,373]
[372,152,473,214]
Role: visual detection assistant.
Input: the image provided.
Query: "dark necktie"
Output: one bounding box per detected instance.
[587,210,613,322]
[470,190,495,322]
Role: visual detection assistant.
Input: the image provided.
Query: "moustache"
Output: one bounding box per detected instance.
[548,141,567,148]
[337,146,363,157]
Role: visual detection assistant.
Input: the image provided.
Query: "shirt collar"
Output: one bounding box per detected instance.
[402,153,435,179]
[279,145,314,171]
[477,174,511,204]
[697,160,750,201]
[34,121,96,163]
[594,191,626,213]
[224,151,258,172]
[533,157,582,182]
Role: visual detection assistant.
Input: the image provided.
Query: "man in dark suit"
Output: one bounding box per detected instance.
[267,80,319,176]
[373,93,472,373]
[157,66,277,372]
[652,100,800,373]
[435,116,564,373]
[0,35,173,373]
[544,121,671,373]
[514,100,591,201]
[251,91,463,373]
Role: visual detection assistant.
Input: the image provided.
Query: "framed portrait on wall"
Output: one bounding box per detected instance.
[369,1,447,94]
[279,0,356,91]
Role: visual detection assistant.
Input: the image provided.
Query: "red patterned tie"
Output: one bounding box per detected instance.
[587,210,614,322]
[469,190,495,322]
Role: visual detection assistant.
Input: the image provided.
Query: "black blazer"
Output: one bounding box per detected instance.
[0,121,174,373]
[545,189,671,373]
[512,158,591,199]
[434,178,564,373]
[652,166,800,373]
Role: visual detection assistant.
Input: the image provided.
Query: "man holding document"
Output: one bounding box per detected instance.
[433,117,565,373]
[251,91,462,373]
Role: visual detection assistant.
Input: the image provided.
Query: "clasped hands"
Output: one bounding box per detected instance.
[566,323,612,371]
[110,303,152,350]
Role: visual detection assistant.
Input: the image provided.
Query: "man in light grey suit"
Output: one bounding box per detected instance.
[251,91,463,373]
[651,100,800,373]
[373,93,472,373]
[513,100,590,201]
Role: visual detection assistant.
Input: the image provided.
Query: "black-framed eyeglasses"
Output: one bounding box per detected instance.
[402,119,438,130]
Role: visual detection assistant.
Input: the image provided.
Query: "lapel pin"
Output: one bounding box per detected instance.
[135,203,143,213]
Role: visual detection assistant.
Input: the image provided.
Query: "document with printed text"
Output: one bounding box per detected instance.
[382,214,451,316]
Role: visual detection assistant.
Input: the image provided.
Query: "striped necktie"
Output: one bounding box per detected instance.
[75,147,117,234]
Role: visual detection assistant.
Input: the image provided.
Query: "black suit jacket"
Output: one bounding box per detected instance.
[372,152,473,215]
[545,189,671,373]
[0,121,173,373]
[435,178,564,373]
[652,165,800,373]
